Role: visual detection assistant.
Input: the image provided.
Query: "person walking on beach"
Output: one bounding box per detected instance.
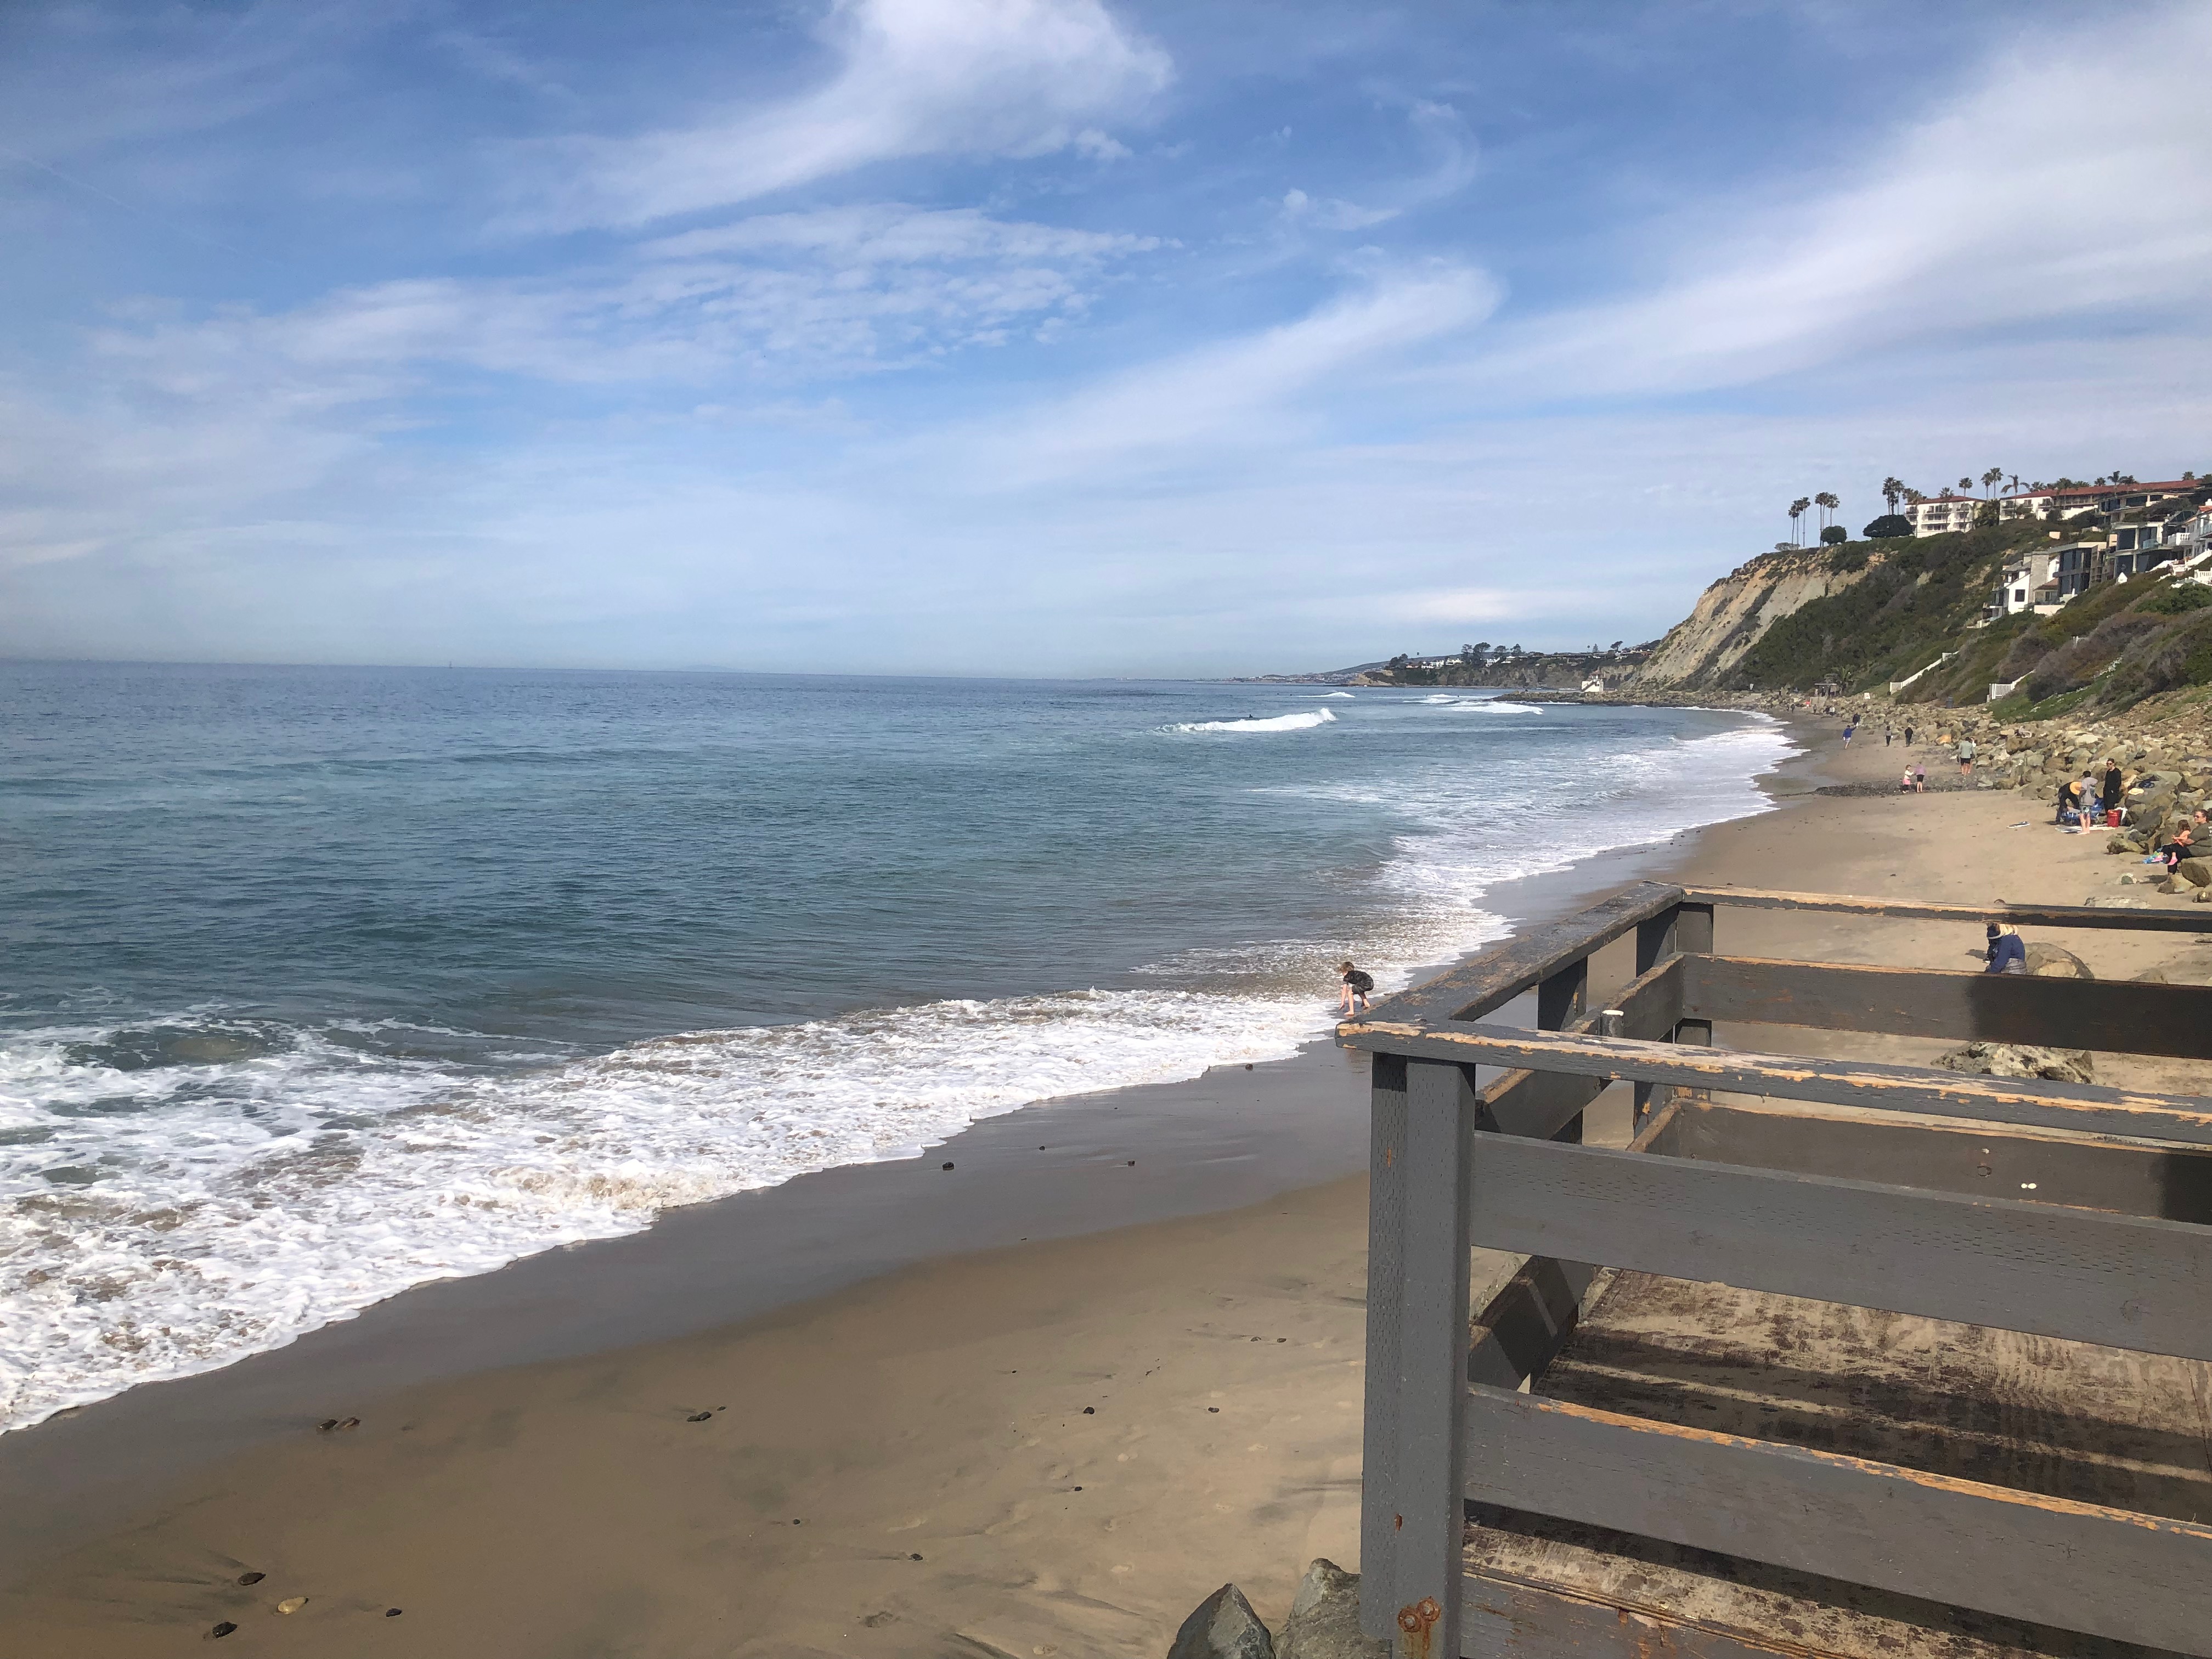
[1956,736,1977,777]
[1843,721,1855,748]
[1904,724,1915,748]
[1884,726,1893,747]
[1338,961,1374,1015]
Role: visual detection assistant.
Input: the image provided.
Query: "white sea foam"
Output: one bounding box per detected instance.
[1166,708,1336,733]
[1322,691,1355,698]
[0,712,1797,1435]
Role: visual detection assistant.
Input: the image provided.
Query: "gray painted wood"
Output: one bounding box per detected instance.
[1686,953,2212,1060]
[1466,1257,1601,1391]
[1681,883,2212,933]
[1462,1387,2212,1656]
[1651,1098,2212,1224]
[1367,882,1683,1026]
[1359,1053,1409,1641]
[1466,1135,2212,1361]
[1336,1020,2212,1148]
[1389,1060,1476,1658]
[1477,961,1681,1142]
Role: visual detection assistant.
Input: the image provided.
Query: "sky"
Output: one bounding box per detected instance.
[2,0,2208,677]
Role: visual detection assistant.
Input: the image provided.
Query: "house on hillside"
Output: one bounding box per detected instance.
[1996,479,2200,522]
[1987,548,2061,618]
[1904,495,1982,536]
[2052,540,2104,599]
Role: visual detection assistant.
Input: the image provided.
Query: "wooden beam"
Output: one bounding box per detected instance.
[1460,1565,1831,1659]
[1466,1257,1602,1392]
[1683,883,2212,933]
[1684,953,2212,1060]
[1465,1135,2212,1361]
[1480,959,1683,1142]
[1463,1388,2212,1656]
[1364,881,1684,1026]
[1335,1019,2212,1148]
[1650,1098,2212,1224]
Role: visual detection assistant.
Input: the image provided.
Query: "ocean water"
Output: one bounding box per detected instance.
[0,662,1793,1431]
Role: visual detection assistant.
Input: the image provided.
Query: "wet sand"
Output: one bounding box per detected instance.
[10,718,2207,1656]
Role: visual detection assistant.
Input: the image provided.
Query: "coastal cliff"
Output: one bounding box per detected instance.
[1632,549,1878,689]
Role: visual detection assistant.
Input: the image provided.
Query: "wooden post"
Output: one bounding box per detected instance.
[1536,957,1590,1144]
[1674,902,1715,1051]
[1633,910,1679,1125]
[1359,1053,1408,1639]
[1360,1058,1475,1652]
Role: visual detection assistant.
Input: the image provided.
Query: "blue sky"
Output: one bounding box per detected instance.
[3,1,2208,675]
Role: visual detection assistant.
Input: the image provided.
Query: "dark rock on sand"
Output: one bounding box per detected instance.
[1167,1583,1274,1659]
[235,1572,264,1585]
[1278,1560,1387,1659]
[1937,1042,2094,1084]
[2175,858,2212,888]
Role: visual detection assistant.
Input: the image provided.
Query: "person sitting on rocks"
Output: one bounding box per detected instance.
[1984,924,2027,975]
[2159,823,2196,872]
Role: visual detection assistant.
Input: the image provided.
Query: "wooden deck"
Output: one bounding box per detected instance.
[1340,885,2212,1659]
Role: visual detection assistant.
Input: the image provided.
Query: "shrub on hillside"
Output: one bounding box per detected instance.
[2021,612,2165,702]
[2132,580,2212,617]
[1820,525,1848,545]
[1862,514,1912,539]
[2103,611,2212,705]
[1995,630,2055,681]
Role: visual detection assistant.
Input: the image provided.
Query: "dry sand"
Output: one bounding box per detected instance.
[7,719,2208,1658]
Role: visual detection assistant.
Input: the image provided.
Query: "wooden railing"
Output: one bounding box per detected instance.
[1338,881,2212,1659]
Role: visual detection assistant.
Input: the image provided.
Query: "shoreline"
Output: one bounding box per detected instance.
[0,720,1809,1571]
[0,718,1884,1652]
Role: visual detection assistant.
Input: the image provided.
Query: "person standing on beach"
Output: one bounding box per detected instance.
[1956,736,1976,777]
[1904,724,1915,748]
[1843,721,1855,748]
[1884,726,1893,747]
[1338,961,1374,1015]
[2102,759,2124,820]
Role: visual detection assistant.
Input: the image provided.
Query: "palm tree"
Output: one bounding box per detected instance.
[1814,490,1840,531]
[1789,496,1812,545]
[1980,467,2004,498]
[1882,477,1905,515]
[1958,477,1973,495]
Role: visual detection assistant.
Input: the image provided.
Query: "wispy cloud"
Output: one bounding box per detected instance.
[500,0,1173,231]
[1464,6,2212,401]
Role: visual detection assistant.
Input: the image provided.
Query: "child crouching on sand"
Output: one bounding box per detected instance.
[1339,961,1374,1014]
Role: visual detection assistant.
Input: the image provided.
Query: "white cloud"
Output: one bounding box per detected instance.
[503,0,1172,231]
[1465,6,2212,401]
[1280,188,1397,232]
[952,261,1502,484]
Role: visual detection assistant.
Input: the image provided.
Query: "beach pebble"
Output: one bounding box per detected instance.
[910,1553,924,1561]
[235,1572,264,1585]
[278,1597,307,1614]
[1083,1406,1095,1414]
[386,1609,403,1617]
[941,1162,955,1171]
[687,1412,713,1422]
[211,1623,238,1638]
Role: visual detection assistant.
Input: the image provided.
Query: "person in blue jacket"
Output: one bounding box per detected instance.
[1984,924,2027,974]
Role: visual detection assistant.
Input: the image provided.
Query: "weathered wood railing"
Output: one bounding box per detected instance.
[1340,881,2212,1659]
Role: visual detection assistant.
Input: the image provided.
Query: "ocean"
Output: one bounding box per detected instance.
[0,661,1793,1432]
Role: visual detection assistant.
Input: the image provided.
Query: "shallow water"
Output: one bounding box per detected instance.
[0,662,1793,1430]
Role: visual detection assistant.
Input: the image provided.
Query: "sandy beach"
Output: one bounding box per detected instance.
[8,718,2208,1658]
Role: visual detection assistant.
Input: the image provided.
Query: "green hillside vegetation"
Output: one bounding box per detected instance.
[1725,517,2052,695]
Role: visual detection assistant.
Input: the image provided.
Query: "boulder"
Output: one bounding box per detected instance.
[2137,970,2171,983]
[2107,835,2133,854]
[2025,944,2094,978]
[1937,1043,2095,1084]
[1169,1584,1274,1659]
[1277,1561,1388,1659]
[2176,859,2212,889]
